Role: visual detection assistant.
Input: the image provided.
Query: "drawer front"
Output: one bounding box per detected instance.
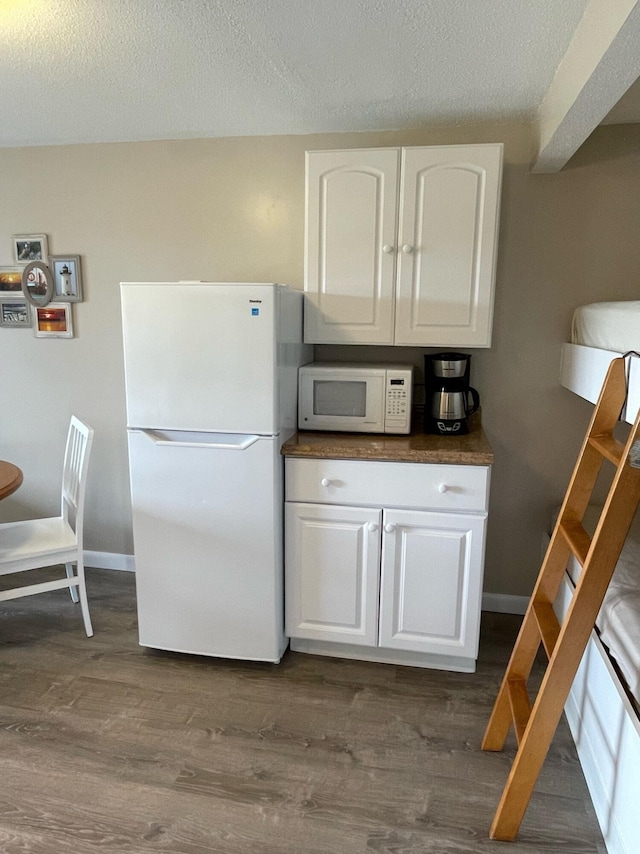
[285,458,490,512]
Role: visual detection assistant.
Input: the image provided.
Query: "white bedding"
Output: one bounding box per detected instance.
[565,506,640,706]
[599,515,640,707]
[571,300,640,352]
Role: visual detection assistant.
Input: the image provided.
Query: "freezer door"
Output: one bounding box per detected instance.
[128,429,286,661]
[121,283,279,433]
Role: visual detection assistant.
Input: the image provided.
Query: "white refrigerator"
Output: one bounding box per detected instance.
[120,282,312,662]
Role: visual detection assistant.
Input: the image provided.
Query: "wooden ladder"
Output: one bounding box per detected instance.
[482,356,640,841]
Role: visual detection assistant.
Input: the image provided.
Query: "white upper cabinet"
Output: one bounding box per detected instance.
[304,144,503,347]
[304,148,400,344]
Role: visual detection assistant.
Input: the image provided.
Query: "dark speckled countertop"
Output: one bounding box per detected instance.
[282,415,493,466]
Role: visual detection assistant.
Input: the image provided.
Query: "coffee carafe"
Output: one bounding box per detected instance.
[424,352,480,435]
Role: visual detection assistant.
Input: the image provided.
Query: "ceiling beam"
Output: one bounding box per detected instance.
[532,0,640,173]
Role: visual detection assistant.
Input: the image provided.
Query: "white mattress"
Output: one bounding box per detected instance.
[565,506,640,706]
[571,300,640,353]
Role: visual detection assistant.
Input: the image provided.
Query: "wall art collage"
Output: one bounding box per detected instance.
[0,234,83,337]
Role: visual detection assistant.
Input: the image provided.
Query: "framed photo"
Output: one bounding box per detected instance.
[33,302,73,338]
[0,267,23,293]
[13,234,48,264]
[21,261,54,307]
[0,297,31,328]
[50,255,83,302]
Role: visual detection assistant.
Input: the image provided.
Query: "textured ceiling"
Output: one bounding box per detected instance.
[0,0,594,147]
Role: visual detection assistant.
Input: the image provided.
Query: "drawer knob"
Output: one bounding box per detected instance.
[382,244,394,254]
[320,477,331,487]
[384,523,395,533]
[401,244,414,254]
[366,522,378,532]
[438,483,449,493]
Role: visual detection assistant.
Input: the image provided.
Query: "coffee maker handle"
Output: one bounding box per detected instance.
[467,386,480,416]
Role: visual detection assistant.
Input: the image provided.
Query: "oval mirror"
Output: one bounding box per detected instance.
[21,261,54,307]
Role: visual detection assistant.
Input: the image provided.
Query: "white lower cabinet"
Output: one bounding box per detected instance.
[285,503,381,646]
[284,458,490,671]
[378,508,486,659]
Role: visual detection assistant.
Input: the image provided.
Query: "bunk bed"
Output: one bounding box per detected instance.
[560,300,640,424]
[558,300,640,854]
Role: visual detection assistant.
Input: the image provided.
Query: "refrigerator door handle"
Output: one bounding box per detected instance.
[138,429,261,450]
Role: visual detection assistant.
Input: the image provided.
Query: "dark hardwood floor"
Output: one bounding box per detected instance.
[0,569,605,853]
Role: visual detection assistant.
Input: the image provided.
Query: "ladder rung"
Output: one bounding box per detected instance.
[532,600,561,658]
[507,679,531,746]
[588,433,625,466]
[559,520,591,565]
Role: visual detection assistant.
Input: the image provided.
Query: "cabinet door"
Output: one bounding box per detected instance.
[379,508,487,658]
[304,148,400,344]
[285,502,381,645]
[394,144,503,347]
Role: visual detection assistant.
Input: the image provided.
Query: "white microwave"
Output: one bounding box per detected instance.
[298,363,413,434]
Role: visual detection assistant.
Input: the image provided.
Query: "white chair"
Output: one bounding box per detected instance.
[0,417,95,636]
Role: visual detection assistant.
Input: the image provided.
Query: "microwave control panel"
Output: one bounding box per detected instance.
[384,369,413,434]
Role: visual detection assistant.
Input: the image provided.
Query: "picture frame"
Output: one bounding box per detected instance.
[0,267,23,293]
[49,255,83,302]
[33,302,73,338]
[13,234,49,264]
[21,261,54,307]
[0,297,32,328]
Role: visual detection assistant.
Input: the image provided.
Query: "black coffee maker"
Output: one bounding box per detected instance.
[424,352,480,435]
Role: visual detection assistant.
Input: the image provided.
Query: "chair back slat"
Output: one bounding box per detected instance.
[61,417,94,535]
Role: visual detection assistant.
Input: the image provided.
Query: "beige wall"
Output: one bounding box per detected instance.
[1,123,639,596]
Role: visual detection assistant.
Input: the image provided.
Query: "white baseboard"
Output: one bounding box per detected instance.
[482,592,529,615]
[84,551,135,572]
[81,555,530,614]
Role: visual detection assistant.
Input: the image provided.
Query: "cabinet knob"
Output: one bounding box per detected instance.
[382,244,394,254]
[366,522,378,532]
[320,478,331,487]
[384,523,395,533]
[401,244,414,254]
[438,483,449,493]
